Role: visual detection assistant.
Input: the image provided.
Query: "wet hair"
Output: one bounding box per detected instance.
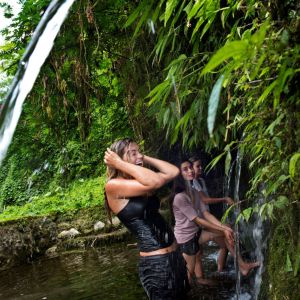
[104,138,135,225]
[189,156,201,164]
[168,157,194,214]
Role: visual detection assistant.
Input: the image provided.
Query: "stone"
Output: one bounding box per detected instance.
[57,228,80,239]
[111,217,120,227]
[45,246,57,254]
[94,221,105,231]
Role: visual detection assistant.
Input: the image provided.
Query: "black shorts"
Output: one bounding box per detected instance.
[178,228,202,256]
[139,248,190,300]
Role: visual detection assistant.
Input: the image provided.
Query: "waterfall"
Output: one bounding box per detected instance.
[253,184,271,300]
[233,139,245,300]
[223,158,236,215]
[0,0,74,167]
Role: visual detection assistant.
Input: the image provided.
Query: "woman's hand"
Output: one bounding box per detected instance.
[104,148,122,169]
[225,197,234,206]
[223,227,235,246]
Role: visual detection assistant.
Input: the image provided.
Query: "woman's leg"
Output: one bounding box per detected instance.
[194,245,203,277]
[182,253,196,284]
[199,229,259,275]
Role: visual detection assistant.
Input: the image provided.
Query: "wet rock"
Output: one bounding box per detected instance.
[111,218,120,227]
[45,245,57,254]
[58,228,80,239]
[94,221,105,231]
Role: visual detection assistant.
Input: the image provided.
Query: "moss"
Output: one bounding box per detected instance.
[0,176,106,222]
[266,204,300,300]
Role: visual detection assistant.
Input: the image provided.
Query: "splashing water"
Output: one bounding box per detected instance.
[0,0,74,167]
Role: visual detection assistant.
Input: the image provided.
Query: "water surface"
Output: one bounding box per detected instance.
[0,241,255,300]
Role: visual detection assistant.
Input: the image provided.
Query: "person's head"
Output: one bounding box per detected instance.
[105,138,143,224]
[189,156,203,177]
[106,138,144,181]
[168,157,194,213]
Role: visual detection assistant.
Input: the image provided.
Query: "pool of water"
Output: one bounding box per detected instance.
[0,241,255,300]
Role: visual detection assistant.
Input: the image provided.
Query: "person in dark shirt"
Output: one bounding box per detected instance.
[104,138,190,300]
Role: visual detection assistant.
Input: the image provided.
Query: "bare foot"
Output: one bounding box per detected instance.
[240,261,260,276]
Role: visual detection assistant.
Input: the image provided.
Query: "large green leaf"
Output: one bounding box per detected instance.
[123,0,152,28]
[165,0,178,26]
[201,41,252,76]
[289,153,300,182]
[207,74,225,142]
[133,4,153,37]
[187,0,205,19]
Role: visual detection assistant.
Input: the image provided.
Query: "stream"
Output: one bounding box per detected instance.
[0,241,256,300]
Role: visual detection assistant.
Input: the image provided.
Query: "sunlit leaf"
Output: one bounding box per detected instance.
[225,151,231,176]
[165,0,178,26]
[201,41,252,76]
[289,153,300,182]
[207,74,225,143]
[286,254,293,272]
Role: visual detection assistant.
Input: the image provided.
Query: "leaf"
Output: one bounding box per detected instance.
[163,108,170,126]
[201,41,252,76]
[274,195,289,210]
[207,74,225,142]
[255,80,277,108]
[164,54,187,70]
[249,18,270,47]
[235,213,244,224]
[289,153,300,182]
[274,67,294,109]
[221,204,235,224]
[187,0,205,19]
[165,0,178,26]
[146,80,170,99]
[286,254,293,272]
[123,0,152,28]
[225,151,231,176]
[250,54,266,81]
[243,207,253,222]
[152,1,164,24]
[205,152,226,174]
[133,4,153,37]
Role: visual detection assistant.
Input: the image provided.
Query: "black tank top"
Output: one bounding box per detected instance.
[117,194,175,252]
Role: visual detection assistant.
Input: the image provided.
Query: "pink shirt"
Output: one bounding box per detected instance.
[173,188,207,244]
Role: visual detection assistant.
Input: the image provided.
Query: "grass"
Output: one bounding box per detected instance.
[0,175,106,222]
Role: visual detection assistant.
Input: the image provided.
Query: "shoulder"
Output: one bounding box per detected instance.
[105,178,125,192]
[174,191,187,203]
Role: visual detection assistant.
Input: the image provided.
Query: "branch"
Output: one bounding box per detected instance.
[235,76,278,87]
[239,6,271,11]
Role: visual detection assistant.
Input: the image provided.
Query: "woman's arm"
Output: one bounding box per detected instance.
[143,155,180,184]
[193,214,235,246]
[104,149,165,198]
[198,190,234,206]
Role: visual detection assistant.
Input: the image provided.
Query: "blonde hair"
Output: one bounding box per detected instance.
[104,138,135,224]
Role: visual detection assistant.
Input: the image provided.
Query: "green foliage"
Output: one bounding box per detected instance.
[0,175,106,221]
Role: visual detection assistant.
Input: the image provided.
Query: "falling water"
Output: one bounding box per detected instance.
[233,133,245,300]
[253,184,271,300]
[0,0,74,167]
[223,158,236,215]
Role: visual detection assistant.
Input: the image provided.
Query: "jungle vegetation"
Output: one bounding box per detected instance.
[0,0,299,298]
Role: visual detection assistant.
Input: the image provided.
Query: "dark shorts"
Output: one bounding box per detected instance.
[178,228,202,256]
[139,248,190,300]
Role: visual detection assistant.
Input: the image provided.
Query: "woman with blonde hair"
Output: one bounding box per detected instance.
[104,138,190,300]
